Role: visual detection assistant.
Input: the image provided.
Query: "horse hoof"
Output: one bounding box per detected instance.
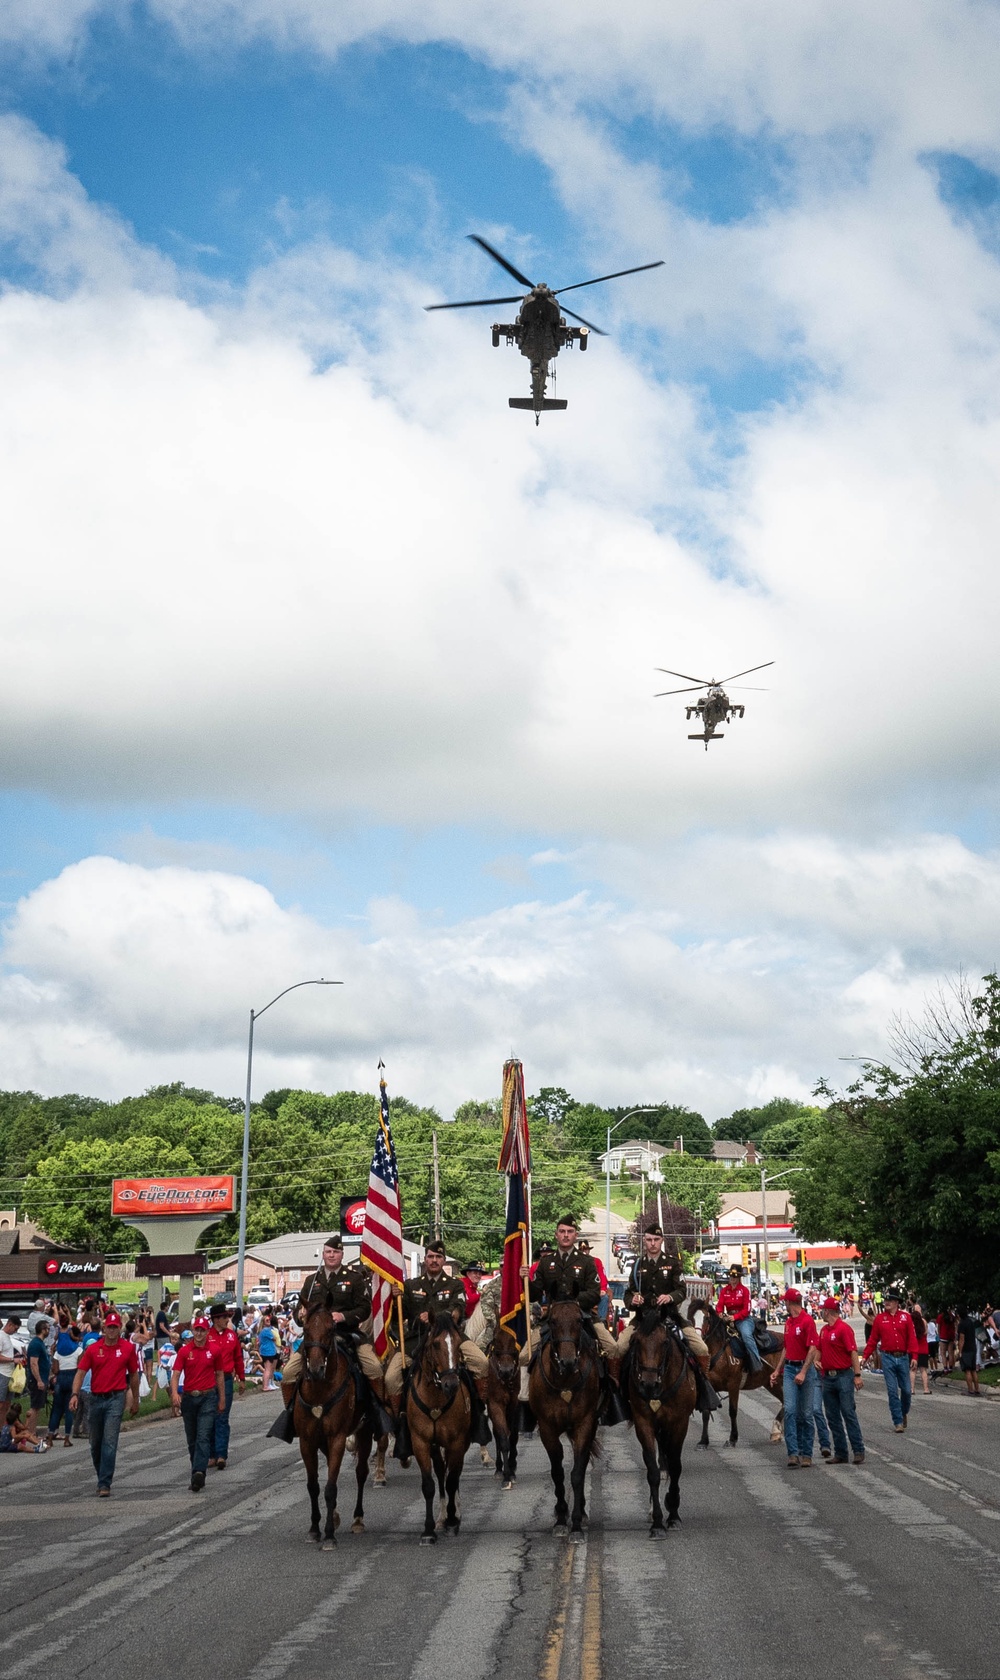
[649,1527,666,1541]
[321,1539,336,1551]
[309,1530,321,1542]
[419,1534,437,1546]
[373,1471,386,1487]
[666,1516,681,1528]
[351,1520,365,1534]
[568,1530,584,1545]
[502,1479,515,1492]
[552,1523,568,1538]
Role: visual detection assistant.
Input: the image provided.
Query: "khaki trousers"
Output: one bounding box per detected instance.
[282,1342,384,1388]
[518,1316,620,1366]
[384,1338,488,1399]
[617,1321,709,1362]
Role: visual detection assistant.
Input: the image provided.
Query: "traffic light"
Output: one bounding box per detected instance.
[797,1247,807,1269]
[741,1244,751,1269]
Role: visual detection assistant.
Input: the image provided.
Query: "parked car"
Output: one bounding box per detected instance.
[246,1285,276,1307]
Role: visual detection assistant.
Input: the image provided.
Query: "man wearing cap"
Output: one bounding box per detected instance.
[171,1317,226,1492]
[207,1304,246,1470]
[715,1263,763,1372]
[461,1261,486,1319]
[70,1312,141,1496]
[818,1296,865,1463]
[863,1289,918,1432]
[281,1235,385,1398]
[770,1288,820,1467]
[619,1224,710,1369]
[384,1240,488,1405]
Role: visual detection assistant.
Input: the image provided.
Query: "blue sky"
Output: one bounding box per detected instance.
[1,2,1000,1113]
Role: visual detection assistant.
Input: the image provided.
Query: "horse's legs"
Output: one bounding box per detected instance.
[300,1435,322,1540]
[372,1431,388,1486]
[431,1443,448,1528]
[509,1424,519,1482]
[352,1423,372,1533]
[443,1446,463,1533]
[322,1434,347,1548]
[728,1388,739,1447]
[664,1427,684,1528]
[493,1422,510,1483]
[540,1424,568,1531]
[416,1444,437,1543]
[637,1418,663,1534]
[568,1433,592,1537]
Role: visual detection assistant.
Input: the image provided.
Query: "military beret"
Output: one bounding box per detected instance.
[324,1234,344,1248]
[426,1240,447,1256]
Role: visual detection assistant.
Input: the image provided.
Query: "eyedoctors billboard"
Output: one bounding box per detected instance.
[111,1176,235,1217]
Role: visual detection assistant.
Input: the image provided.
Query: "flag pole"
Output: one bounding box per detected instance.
[521,1193,532,1360]
[397,1291,408,1370]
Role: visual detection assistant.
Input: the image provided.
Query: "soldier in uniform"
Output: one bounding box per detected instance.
[383,1241,489,1405]
[520,1214,620,1369]
[618,1223,709,1369]
[280,1235,385,1400]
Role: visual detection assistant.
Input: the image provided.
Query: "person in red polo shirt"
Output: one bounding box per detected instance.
[69,1312,140,1496]
[818,1296,865,1464]
[863,1289,918,1432]
[770,1288,820,1467]
[715,1264,762,1371]
[171,1317,226,1492]
[207,1303,245,1471]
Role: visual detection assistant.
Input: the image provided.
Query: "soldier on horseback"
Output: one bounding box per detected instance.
[281,1235,386,1400]
[383,1240,489,1409]
[618,1225,708,1362]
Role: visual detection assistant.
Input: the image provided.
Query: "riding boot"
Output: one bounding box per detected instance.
[695,1366,722,1415]
[467,1371,492,1446]
[266,1390,297,1443]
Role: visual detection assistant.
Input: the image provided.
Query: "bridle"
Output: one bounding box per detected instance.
[632,1321,688,1406]
[294,1311,352,1419]
[540,1311,596,1401]
[408,1323,466,1427]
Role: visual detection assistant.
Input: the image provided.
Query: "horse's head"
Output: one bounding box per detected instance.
[422,1312,463,1398]
[490,1326,519,1380]
[632,1311,672,1402]
[547,1300,584,1378]
[301,1295,337,1380]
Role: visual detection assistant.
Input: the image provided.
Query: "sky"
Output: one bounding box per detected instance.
[1,1,1000,1119]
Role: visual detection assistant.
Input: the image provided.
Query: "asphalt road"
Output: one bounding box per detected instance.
[2,1379,999,1680]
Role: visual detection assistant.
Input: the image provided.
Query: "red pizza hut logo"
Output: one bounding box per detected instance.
[45,1260,59,1275]
[43,1258,102,1277]
[343,1201,366,1235]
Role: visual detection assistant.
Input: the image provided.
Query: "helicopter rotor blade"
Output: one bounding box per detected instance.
[654,667,713,686]
[654,685,709,697]
[467,234,536,290]
[717,661,775,684]
[555,259,664,296]
[562,305,607,335]
[728,685,769,692]
[425,295,525,312]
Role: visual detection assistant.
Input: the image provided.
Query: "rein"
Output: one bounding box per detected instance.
[295,1320,353,1422]
[632,1326,689,1410]
[538,1333,597,1402]
[409,1328,466,1429]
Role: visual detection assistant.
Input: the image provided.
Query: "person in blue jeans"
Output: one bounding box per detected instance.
[170,1318,225,1492]
[862,1290,917,1432]
[818,1296,865,1463]
[48,1318,84,1446]
[70,1314,141,1494]
[771,1287,821,1466]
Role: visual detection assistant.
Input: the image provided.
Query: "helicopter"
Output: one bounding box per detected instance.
[425,235,663,424]
[654,662,774,750]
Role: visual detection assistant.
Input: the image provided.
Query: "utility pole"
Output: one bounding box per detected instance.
[432,1128,442,1240]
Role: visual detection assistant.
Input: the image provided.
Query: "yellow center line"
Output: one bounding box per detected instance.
[581,1532,603,1680]
[539,1543,574,1680]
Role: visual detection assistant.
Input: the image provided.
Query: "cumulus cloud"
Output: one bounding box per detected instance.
[2,852,996,1115]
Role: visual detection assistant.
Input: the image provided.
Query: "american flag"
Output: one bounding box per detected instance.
[359,1071,405,1360]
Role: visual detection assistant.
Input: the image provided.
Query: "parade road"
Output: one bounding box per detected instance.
[2,1385,998,1680]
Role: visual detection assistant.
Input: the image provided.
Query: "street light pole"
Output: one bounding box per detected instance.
[604,1108,665,1280]
[760,1165,803,1295]
[236,978,342,1308]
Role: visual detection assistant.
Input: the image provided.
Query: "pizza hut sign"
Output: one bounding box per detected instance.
[340,1196,367,1238]
[39,1255,104,1284]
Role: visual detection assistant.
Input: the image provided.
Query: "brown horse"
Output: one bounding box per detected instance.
[528,1300,602,1540]
[688,1302,784,1448]
[486,1326,521,1490]
[406,1314,474,1544]
[293,1301,374,1548]
[626,1312,697,1535]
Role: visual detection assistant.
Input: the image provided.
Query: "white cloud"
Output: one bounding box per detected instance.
[1,850,995,1116]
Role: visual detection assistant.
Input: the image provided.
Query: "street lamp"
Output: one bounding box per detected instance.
[236,979,342,1307]
[760,1165,803,1294]
[604,1109,664,1278]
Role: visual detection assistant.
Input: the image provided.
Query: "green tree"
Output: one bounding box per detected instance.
[22,1135,199,1253]
[795,975,1000,1304]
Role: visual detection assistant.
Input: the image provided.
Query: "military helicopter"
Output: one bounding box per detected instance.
[425,235,663,423]
[654,662,774,750]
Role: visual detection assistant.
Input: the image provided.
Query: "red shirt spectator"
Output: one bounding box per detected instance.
[783,1308,820,1363]
[78,1336,141,1394]
[936,1311,955,1342]
[716,1282,752,1321]
[819,1317,858,1371]
[174,1341,222,1392]
[865,1309,918,1359]
[208,1326,245,1380]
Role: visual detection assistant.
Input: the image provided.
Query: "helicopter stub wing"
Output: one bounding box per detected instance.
[509,397,568,411]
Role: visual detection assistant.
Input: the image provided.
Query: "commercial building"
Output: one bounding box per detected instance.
[202,1229,426,1297]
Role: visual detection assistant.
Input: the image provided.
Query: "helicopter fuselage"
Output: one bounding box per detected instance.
[685,684,744,748]
[492,286,587,416]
